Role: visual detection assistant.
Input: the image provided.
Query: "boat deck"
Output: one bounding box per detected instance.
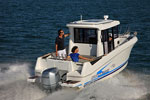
[41,52,104,66]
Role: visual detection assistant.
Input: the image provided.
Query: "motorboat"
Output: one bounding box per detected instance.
[28,15,138,90]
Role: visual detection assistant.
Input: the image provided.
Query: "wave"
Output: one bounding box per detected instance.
[0,63,149,100]
[0,63,46,100]
[0,63,30,85]
[42,70,150,100]
[74,70,148,100]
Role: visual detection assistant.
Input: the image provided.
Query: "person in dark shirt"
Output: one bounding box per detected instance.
[66,46,93,62]
[55,29,70,59]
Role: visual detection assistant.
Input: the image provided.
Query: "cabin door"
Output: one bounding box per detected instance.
[101,29,114,54]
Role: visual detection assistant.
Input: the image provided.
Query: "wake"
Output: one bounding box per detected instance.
[74,70,149,100]
[0,63,149,100]
[0,63,46,100]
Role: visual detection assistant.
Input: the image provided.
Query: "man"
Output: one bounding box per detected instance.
[55,29,70,59]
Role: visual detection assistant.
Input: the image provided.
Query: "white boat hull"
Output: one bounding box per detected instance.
[33,36,137,88]
[30,17,138,89]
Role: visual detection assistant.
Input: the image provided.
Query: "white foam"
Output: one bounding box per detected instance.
[0,63,30,85]
[74,70,148,100]
[42,88,79,100]
[39,69,149,100]
[0,63,47,100]
[0,63,149,100]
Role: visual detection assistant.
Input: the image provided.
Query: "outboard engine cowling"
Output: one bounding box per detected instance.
[41,68,60,90]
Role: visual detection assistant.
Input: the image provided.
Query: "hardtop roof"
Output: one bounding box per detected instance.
[67,19,120,30]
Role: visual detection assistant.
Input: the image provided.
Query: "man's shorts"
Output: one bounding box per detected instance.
[58,49,66,59]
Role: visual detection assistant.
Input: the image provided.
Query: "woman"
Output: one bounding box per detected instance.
[66,46,93,62]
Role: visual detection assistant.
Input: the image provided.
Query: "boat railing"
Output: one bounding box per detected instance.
[117,31,137,47]
[41,52,66,60]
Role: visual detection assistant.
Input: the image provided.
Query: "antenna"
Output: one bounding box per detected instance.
[80,15,82,21]
[125,25,130,34]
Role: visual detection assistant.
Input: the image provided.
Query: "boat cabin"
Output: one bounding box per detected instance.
[67,16,120,57]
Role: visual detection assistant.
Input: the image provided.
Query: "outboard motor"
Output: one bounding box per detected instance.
[41,68,61,91]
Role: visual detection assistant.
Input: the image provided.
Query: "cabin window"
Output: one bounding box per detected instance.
[112,26,119,39]
[101,29,109,42]
[101,25,119,54]
[101,25,119,41]
[74,28,97,44]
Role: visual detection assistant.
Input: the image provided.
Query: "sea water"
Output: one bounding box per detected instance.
[0,0,150,100]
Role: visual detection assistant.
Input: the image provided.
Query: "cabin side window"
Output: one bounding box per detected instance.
[74,28,97,44]
[101,25,119,54]
[101,25,119,41]
[113,25,119,39]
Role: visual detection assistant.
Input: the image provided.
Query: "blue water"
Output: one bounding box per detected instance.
[0,0,150,100]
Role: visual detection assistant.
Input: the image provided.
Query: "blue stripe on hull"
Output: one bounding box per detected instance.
[83,60,128,86]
